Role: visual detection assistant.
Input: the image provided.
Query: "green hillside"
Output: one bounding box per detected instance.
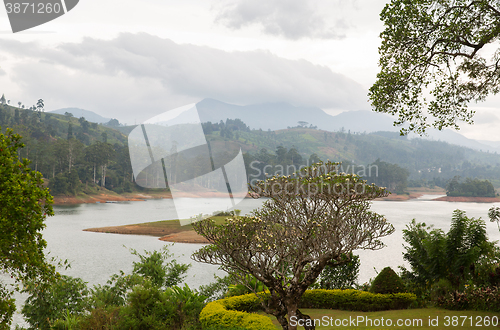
[2,100,500,196]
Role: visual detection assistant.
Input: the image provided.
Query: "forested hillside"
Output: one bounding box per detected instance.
[2,99,500,196]
[0,102,133,195]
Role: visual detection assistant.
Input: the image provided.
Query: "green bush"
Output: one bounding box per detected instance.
[77,307,121,330]
[300,289,416,311]
[370,267,406,294]
[199,294,274,330]
[164,284,206,329]
[118,281,173,330]
[429,278,454,302]
[199,289,417,329]
[22,275,89,329]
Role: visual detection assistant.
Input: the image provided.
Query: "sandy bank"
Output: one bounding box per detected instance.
[376,192,422,201]
[432,196,500,203]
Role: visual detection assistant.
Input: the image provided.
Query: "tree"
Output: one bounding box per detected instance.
[401,210,499,290]
[0,94,5,105]
[192,161,394,330]
[0,128,55,327]
[36,99,44,112]
[369,0,500,134]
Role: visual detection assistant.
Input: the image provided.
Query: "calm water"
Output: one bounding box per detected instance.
[42,195,500,286]
[6,195,500,327]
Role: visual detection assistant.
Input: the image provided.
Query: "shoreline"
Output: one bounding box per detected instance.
[432,196,500,203]
[52,190,239,205]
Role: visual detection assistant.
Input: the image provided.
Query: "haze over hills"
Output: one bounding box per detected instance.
[49,107,112,124]
[53,99,500,153]
[195,98,397,132]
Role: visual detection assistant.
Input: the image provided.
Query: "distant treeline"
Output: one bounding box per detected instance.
[446,176,496,197]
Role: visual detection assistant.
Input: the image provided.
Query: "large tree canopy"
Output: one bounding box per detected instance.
[0,128,55,282]
[369,0,500,134]
[192,161,394,330]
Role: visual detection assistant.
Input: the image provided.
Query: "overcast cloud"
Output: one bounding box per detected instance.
[213,0,354,40]
[0,33,367,123]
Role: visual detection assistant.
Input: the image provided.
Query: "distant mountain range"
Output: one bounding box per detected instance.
[54,99,500,153]
[49,107,112,124]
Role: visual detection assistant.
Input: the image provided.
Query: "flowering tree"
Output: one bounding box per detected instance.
[192,161,395,330]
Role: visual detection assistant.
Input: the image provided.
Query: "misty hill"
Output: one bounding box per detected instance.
[50,107,112,124]
[202,124,500,187]
[196,99,500,153]
[196,98,397,132]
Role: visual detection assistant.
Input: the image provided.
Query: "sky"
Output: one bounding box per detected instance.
[0,0,500,140]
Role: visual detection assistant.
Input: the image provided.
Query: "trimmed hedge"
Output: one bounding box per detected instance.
[200,289,417,329]
[301,289,416,311]
[199,294,275,330]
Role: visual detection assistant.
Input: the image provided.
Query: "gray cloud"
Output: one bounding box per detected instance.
[0,33,367,122]
[214,0,348,40]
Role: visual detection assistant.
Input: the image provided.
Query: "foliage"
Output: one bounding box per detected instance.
[198,275,236,302]
[369,0,500,134]
[22,275,89,329]
[87,271,144,309]
[199,296,275,330]
[193,161,394,330]
[319,254,360,290]
[164,284,207,329]
[118,280,171,330]
[199,290,417,329]
[370,267,406,294]
[130,246,190,288]
[437,286,500,312]
[365,159,409,194]
[488,206,500,231]
[299,290,416,312]
[225,275,267,298]
[0,285,15,330]
[401,210,500,292]
[118,281,206,330]
[0,128,55,282]
[446,176,495,197]
[0,127,55,328]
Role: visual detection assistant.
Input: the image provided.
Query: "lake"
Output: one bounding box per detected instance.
[5,195,500,328]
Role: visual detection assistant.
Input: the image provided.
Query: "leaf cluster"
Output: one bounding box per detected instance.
[369,0,500,134]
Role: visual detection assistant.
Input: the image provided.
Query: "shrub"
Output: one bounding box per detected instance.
[199,295,274,330]
[22,275,89,329]
[118,281,173,330]
[437,286,500,312]
[199,289,417,329]
[77,307,121,330]
[300,289,416,311]
[429,278,454,302]
[119,281,206,330]
[370,267,406,294]
[165,284,206,329]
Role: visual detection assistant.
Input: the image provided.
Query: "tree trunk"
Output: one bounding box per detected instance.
[286,302,315,330]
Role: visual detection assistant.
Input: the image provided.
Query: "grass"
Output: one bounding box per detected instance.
[128,215,228,232]
[259,308,500,329]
